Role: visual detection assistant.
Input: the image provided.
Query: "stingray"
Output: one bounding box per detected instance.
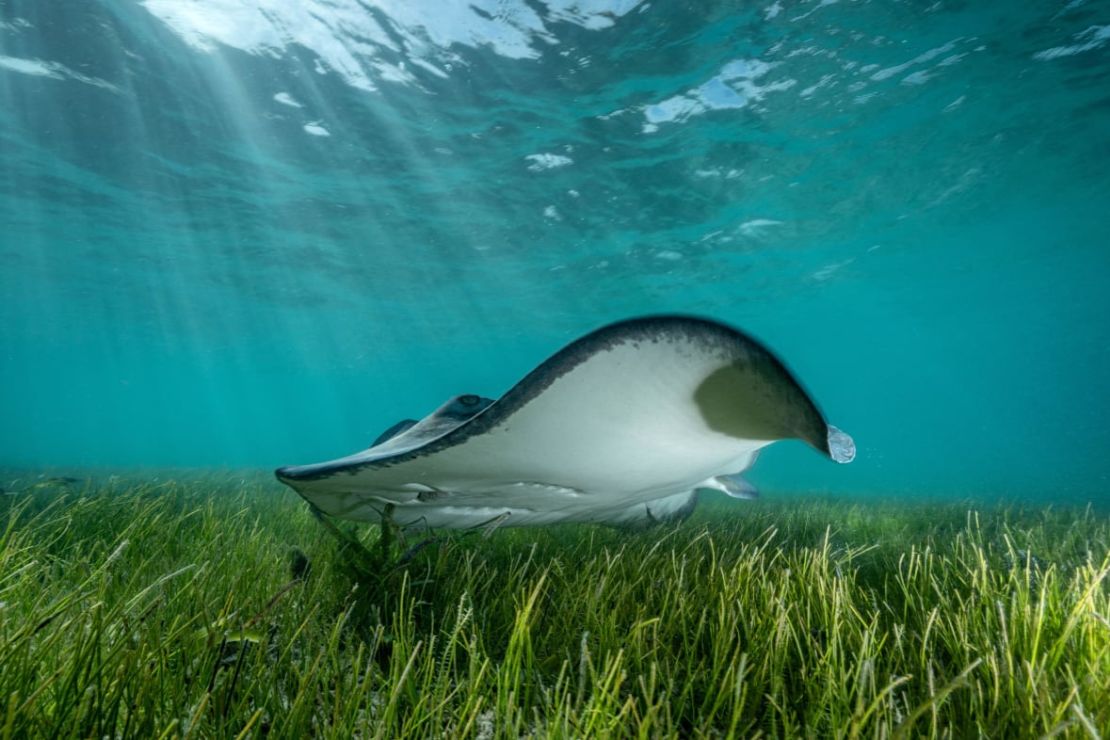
[276,315,854,529]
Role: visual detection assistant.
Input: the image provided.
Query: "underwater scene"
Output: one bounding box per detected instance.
[1,1,1108,736]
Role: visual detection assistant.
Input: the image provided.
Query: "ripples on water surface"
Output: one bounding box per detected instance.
[0,2,1107,503]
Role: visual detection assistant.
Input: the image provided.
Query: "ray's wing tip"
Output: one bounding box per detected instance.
[275,465,309,482]
[826,425,856,464]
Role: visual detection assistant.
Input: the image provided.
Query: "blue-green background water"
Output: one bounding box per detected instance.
[1,1,1107,502]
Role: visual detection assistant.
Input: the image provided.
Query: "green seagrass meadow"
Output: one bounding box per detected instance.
[1,474,1107,738]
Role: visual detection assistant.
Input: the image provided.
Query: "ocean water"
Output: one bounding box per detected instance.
[0,1,1107,505]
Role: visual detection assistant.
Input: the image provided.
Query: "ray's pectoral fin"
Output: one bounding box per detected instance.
[694,362,856,464]
[388,393,495,445]
[371,394,496,449]
[278,393,496,485]
[372,419,418,446]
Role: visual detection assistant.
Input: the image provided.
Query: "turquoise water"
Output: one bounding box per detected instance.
[1,2,1107,503]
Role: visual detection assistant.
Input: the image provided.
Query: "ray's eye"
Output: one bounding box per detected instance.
[460,394,480,406]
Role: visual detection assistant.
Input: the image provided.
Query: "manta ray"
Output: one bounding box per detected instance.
[275,315,854,529]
